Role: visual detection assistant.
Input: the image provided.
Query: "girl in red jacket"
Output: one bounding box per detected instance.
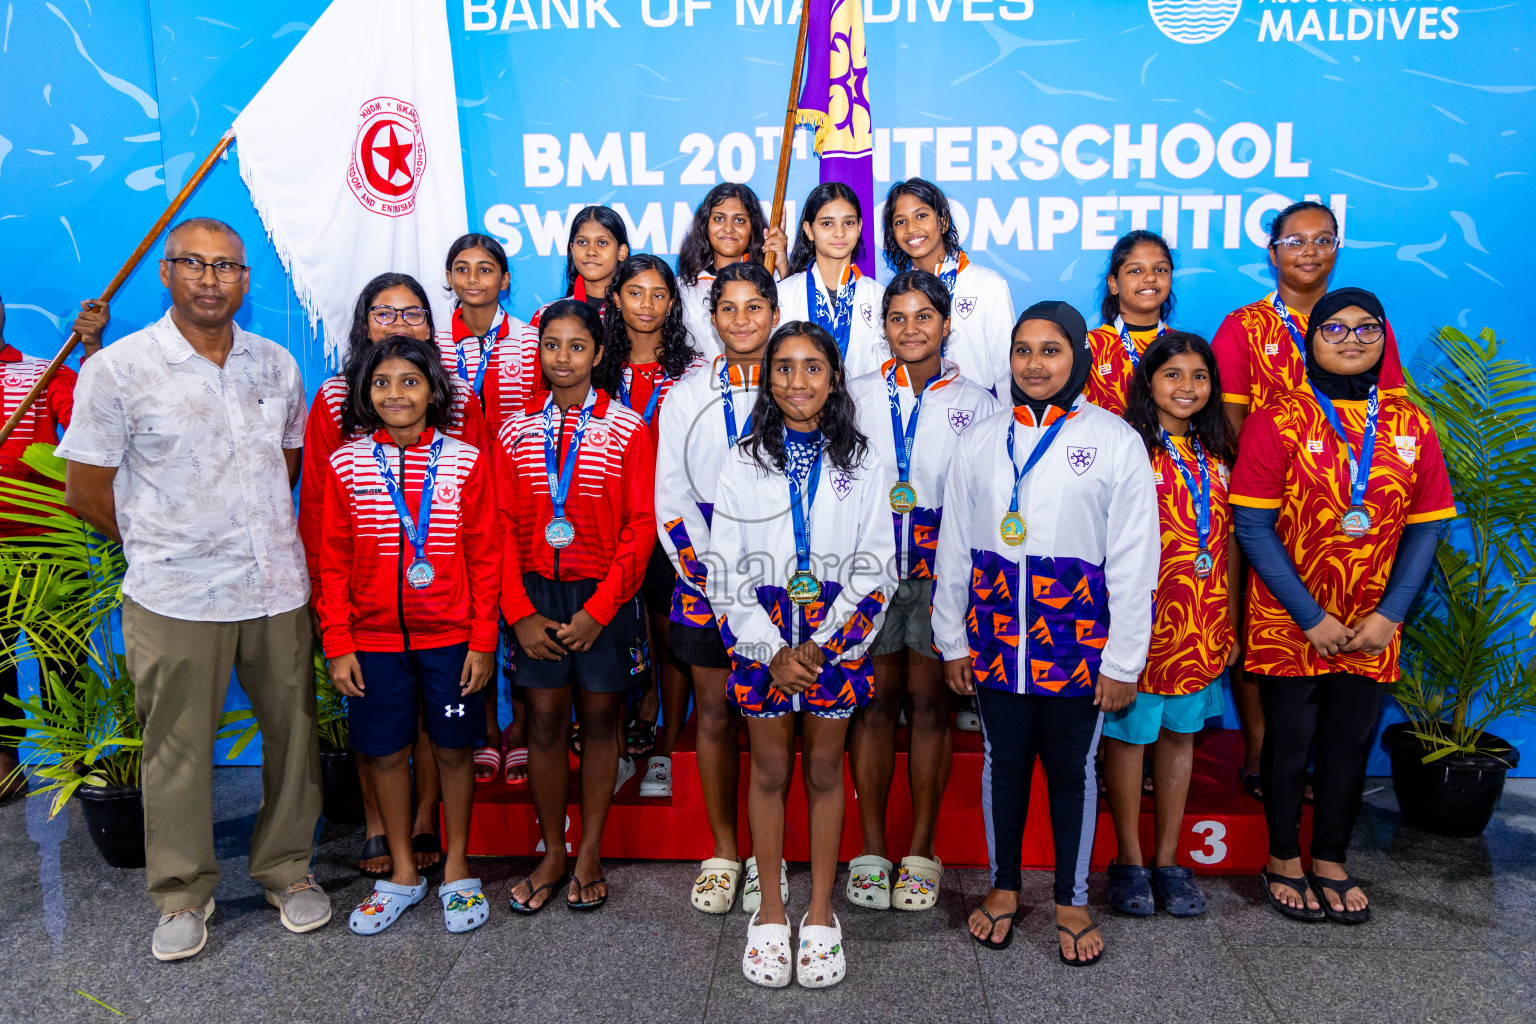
[318,335,500,936]
[496,299,656,914]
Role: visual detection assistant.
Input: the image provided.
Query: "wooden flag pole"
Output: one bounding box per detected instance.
[0,128,236,447]
[764,4,814,277]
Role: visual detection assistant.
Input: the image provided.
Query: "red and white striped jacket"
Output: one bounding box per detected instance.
[317,428,500,657]
[494,389,655,627]
[0,346,76,536]
[298,372,487,595]
[434,306,542,440]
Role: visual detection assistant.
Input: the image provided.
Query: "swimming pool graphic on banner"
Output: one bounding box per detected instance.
[1147,0,1243,44]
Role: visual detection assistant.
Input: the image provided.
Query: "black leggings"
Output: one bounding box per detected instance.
[976,688,1102,906]
[1258,672,1384,863]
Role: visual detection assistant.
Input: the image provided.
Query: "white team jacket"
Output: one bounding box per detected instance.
[931,398,1159,697]
[940,262,1016,394]
[654,355,761,628]
[849,359,1001,581]
[705,440,897,667]
[679,277,725,359]
[777,269,888,381]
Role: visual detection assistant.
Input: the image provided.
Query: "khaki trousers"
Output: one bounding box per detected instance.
[123,597,320,913]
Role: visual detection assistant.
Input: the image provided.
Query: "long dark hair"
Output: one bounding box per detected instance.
[676,183,767,286]
[340,273,436,436]
[788,181,865,276]
[443,233,509,308]
[346,335,455,437]
[881,178,962,274]
[1124,331,1236,465]
[1099,229,1175,326]
[563,206,629,296]
[740,321,868,476]
[538,299,613,398]
[709,260,780,314]
[598,254,698,395]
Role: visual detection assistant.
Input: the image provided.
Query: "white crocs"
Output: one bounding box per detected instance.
[845,854,892,910]
[892,855,943,911]
[740,856,789,914]
[796,913,847,989]
[741,910,792,988]
[691,857,741,914]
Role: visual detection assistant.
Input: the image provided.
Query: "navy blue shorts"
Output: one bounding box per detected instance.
[349,643,487,757]
[513,574,649,693]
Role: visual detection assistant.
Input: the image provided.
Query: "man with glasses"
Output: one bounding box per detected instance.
[57,217,330,961]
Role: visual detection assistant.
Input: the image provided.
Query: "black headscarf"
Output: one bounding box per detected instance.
[1009,300,1092,419]
[1305,287,1387,401]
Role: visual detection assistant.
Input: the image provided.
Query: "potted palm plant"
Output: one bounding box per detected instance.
[219,645,362,823]
[1387,326,1536,836]
[0,443,144,867]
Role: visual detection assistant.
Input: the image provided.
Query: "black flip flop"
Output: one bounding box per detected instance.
[509,874,565,915]
[358,834,391,879]
[1308,874,1371,925]
[412,832,443,873]
[969,905,1017,950]
[626,717,657,758]
[1057,922,1104,967]
[568,875,608,911]
[1238,767,1263,802]
[1260,869,1326,922]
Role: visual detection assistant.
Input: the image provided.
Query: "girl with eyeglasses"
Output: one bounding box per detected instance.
[1229,288,1454,926]
[298,272,488,881]
[1209,200,1410,800]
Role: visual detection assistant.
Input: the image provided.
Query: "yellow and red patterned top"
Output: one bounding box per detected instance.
[1084,323,1160,418]
[1142,435,1234,696]
[1212,293,1406,413]
[1229,390,1456,682]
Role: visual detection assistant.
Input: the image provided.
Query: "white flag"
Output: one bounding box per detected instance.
[233,0,467,366]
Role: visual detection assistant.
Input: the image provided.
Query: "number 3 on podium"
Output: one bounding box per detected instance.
[1188,819,1228,865]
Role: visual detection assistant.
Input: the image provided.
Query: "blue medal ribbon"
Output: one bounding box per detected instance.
[1005,403,1075,514]
[1311,382,1379,513]
[807,266,857,359]
[1112,316,1166,371]
[456,306,505,398]
[718,359,753,446]
[886,364,936,490]
[542,388,598,525]
[620,364,666,425]
[1270,293,1307,359]
[1161,431,1212,559]
[373,434,444,579]
[787,442,825,575]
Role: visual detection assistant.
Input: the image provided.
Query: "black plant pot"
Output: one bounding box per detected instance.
[1382,721,1520,838]
[76,784,146,869]
[319,747,365,825]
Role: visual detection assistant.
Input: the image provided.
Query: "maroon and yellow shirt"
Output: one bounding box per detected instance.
[1229,390,1455,681]
[1084,323,1160,418]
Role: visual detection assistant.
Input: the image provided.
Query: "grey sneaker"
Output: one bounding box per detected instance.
[265,873,332,933]
[152,897,214,962]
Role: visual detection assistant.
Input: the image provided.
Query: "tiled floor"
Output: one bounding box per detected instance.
[5,772,1535,1024]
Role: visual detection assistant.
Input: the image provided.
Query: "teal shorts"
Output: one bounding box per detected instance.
[1102,676,1227,746]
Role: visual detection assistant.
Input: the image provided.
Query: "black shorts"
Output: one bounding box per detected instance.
[642,545,677,615]
[670,622,732,670]
[349,644,486,757]
[514,574,649,693]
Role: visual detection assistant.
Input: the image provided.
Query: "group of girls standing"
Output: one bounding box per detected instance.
[302,175,1456,986]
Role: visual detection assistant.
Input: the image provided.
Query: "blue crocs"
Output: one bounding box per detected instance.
[349,877,427,934]
[440,878,489,933]
[1106,862,1155,916]
[1152,865,1208,917]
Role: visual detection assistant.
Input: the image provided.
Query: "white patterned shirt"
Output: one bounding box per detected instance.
[56,311,310,622]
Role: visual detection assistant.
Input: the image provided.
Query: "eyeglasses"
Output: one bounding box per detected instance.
[369,305,429,326]
[163,256,248,282]
[1317,322,1385,346]
[1272,234,1339,255]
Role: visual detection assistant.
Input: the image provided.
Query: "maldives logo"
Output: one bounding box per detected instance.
[1066,446,1097,476]
[1148,0,1242,44]
[348,97,426,217]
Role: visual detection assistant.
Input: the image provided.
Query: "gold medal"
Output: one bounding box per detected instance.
[889,481,917,515]
[999,511,1026,547]
[787,569,821,606]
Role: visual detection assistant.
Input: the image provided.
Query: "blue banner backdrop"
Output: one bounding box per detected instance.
[1,0,1532,769]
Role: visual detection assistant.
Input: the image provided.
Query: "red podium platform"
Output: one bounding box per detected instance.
[465,725,1307,874]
